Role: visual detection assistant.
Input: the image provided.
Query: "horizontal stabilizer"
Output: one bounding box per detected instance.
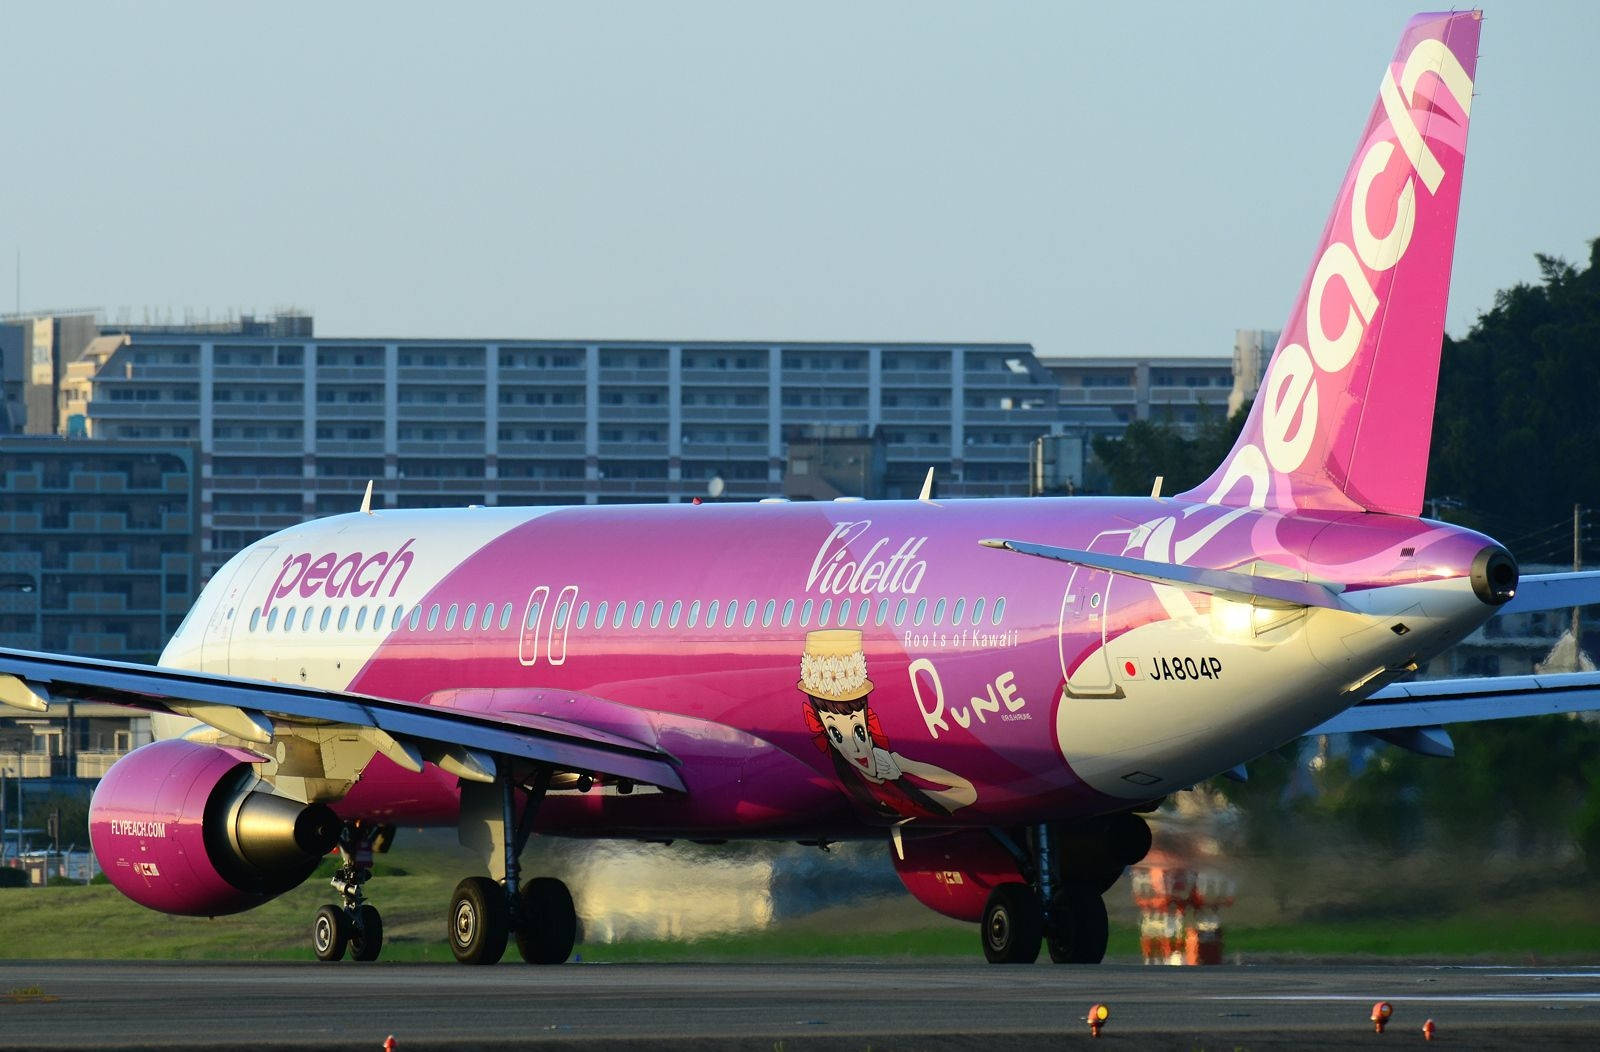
[1497,571,1600,614]
[1306,670,1600,737]
[979,538,1347,610]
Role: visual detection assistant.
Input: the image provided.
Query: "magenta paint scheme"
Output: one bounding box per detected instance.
[14,10,1590,966]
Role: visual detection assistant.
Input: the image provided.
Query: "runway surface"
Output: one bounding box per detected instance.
[1,960,1596,1050]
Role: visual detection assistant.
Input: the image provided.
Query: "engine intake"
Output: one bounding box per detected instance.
[91,739,338,917]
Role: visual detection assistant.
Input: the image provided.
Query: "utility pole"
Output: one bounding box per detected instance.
[1574,504,1583,672]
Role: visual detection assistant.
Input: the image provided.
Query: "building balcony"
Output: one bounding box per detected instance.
[313,366,385,382]
[213,401,306,419]
[86,402,197,419]
[598,368,669,384]
[498,366,587,384]
[1147,386,1231,405]
[213,439,304,454]
[395,441,487,457]
[878,369,951,385]
[497,441,589,457]
[390,403,485,420]
[311,440,384,456]
[498,404,588,422]
[594,405,669,422]
[781,369,868,386]
[680,406,769,423]
[679,369,771,385]
[1057,386,1137,404]
[397,367,486,384]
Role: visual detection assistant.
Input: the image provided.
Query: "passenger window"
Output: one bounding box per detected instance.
[743,600,756,628]
[686,600,699,628]
[818,599,832,626]
[266,608,279,631]
[525,602,541,630]
[575,602,589,630]
[731,600,744,628]
[502,602,516,630]
[855,600,869,627]
[355,607,368,631]
[249,608,261,632]
[393,606,405,631]
[427,604,440,630]
[339,606,352,630]
[875,598,889,626]
[800,599,813,626]
[951,597,966,625]
[992,596,1006,624]
[594,600,608,628]
[894,598,908,626]
[481,603,494,630]
[705,599,719,627]
[463,603,477,629]
[445,604,459,630]
[645,601,660,628]
[408,606,422,631]
[284,606,296,633]
[631,602,644,629]
[375,605,387,629]
[933,598,946,625]
[761,599,775,627]
[612,602,626,629]
[971,597,986,625]
[669,600,682,628]
[781,599,795,627]
[915,598,928,625]
[556,601,570,630]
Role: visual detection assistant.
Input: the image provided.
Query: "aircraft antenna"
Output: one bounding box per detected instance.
[1150,475,1165,499]
[918,467,935,502]
[360,480,374,515]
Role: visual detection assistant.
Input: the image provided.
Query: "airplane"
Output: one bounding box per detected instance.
[4,8,1599,967]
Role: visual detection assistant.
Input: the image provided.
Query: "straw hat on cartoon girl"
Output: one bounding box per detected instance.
[799,629,975,818]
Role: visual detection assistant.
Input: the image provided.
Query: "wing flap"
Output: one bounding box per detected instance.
[0,647,684,792]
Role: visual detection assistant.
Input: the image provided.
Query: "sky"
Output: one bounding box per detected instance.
[2,1,1595,359]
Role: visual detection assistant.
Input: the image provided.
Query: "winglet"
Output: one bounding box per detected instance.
[360,480,375,515]
[918,467,935,502]
[0,674,50,712]
[1150,475,1164,499]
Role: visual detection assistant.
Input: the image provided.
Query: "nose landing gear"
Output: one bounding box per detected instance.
[311,820,392,962]
[449,765,579,966]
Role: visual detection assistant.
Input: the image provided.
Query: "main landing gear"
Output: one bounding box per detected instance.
[980,812,1152,965]
[449,766,578,966]
[312,820,393,962]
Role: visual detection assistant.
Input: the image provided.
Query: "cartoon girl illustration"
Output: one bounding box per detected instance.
[799,629,976,819]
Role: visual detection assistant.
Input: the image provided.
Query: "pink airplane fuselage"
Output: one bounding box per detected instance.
[165,495,1503,841]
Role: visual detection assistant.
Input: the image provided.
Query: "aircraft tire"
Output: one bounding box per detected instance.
[450,876,509,965]
[515,877,578,964]
[350,903,384,962]
[1046,884,1108,964]
[981,883,1043,964]
[313,903,350,962]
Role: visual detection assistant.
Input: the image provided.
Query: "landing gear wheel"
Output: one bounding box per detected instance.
[350,903,384,962]
[313,903,350,962]
[515,877,577,964]
[1046,883,1109,964]
[450,876,509,965]
[981,883,1043,964]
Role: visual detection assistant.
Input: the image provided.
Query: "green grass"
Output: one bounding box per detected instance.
[3,846,1596,963]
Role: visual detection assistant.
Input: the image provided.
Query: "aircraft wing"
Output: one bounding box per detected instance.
[1498,570,1600,613]
[979,537,1346,609]
[0,647,684,792]
[1302,670,1600,757]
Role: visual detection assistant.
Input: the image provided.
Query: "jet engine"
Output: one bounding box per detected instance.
[90,738,339,917]
[891,830,1025,922]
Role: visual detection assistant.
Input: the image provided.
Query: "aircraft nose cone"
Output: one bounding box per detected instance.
[1471,545,1518,606]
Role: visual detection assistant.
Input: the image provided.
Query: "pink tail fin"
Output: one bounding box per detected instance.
[1182,11,1481,517]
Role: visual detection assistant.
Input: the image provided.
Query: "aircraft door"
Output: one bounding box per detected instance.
[1058,529,1132,698]
[199,546,276,675]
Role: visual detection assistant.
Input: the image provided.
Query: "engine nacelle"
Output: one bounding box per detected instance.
[90,739,339,916]
[891,830,1024,922]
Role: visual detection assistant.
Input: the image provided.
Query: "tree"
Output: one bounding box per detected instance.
[1428,238,1600,538]
[1090,403,1251,496]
